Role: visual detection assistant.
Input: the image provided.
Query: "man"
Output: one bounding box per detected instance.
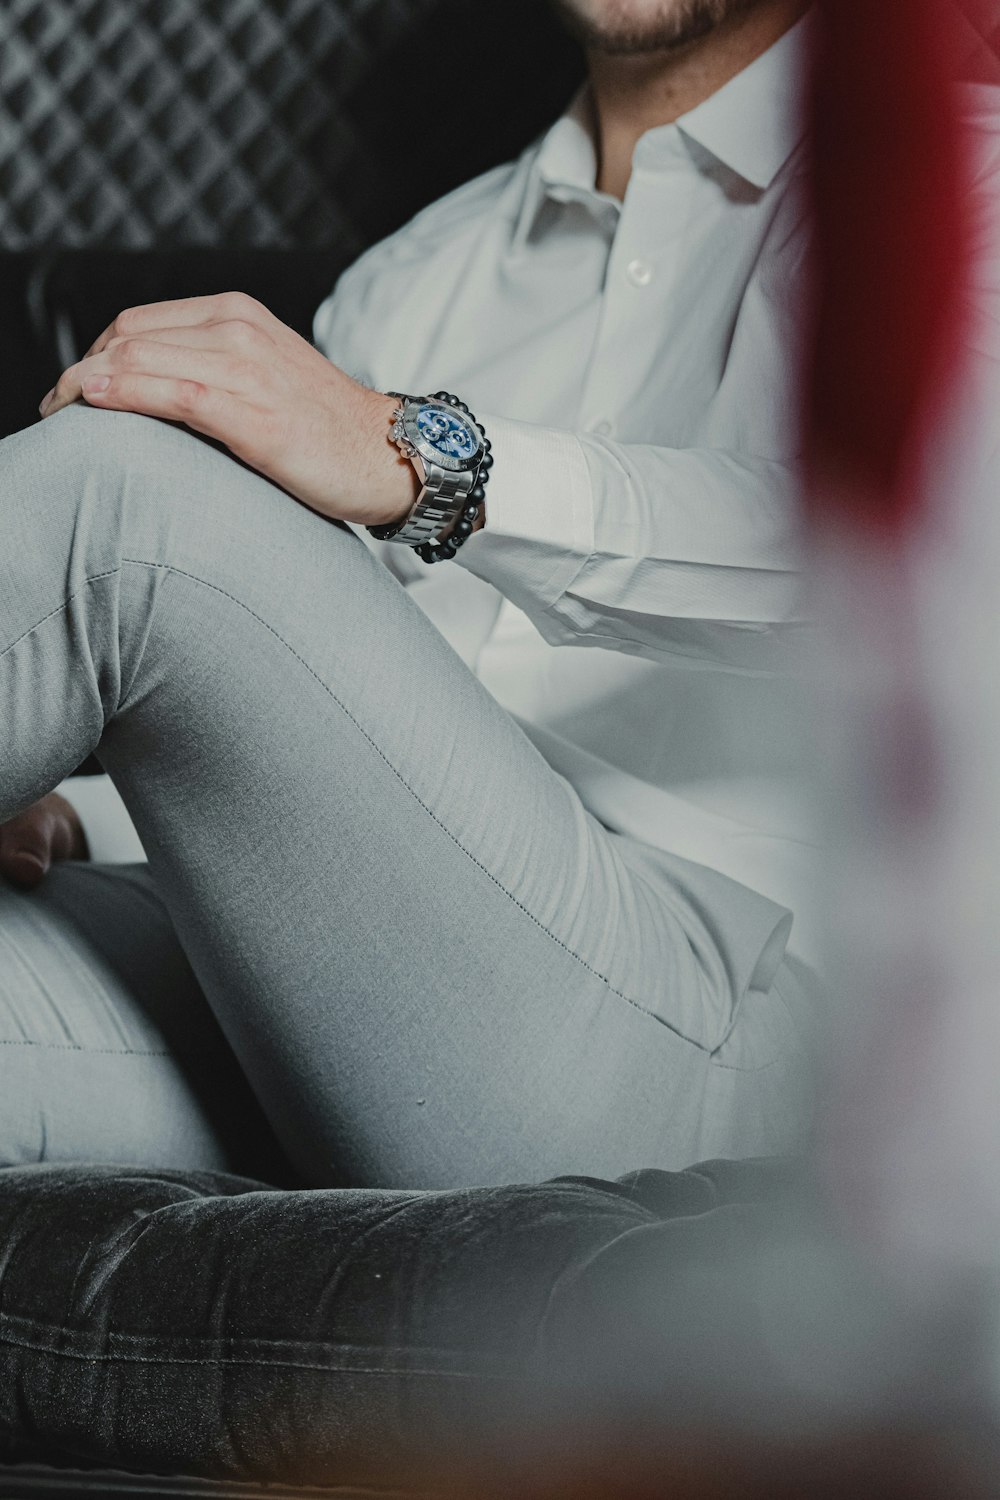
[0,0,819,1187]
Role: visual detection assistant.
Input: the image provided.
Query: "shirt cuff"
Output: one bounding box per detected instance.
[455,412,594,611]
[56,775,148,864]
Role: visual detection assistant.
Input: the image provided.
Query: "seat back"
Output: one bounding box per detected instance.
[0,0,582,435]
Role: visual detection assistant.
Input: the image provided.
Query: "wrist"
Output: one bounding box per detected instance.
[361,391,420,528]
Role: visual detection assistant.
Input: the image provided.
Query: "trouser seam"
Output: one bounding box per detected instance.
[0,1038,172,1057]
[0,568,121,664]
[120,557,705,1050]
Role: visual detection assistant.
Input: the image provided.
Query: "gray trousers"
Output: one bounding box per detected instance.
[0,406,817,1188]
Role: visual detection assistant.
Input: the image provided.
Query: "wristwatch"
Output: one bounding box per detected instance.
[367,391,492,563]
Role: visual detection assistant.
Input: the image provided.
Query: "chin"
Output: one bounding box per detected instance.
[550,0,757,55]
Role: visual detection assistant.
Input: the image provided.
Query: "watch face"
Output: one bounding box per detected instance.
[415,404,480,463]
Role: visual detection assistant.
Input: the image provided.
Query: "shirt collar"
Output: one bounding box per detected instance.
[514,10,812,245]
[513,85,610,247]
[675,11,813,190]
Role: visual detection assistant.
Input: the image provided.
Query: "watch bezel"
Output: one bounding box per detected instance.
[400,399,484,474]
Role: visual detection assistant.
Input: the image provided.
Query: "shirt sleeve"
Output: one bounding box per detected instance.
[455,412,812,674]
[314,244,811,675]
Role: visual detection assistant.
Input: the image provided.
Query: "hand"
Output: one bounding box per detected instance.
[0,793,90,890]
[38,293,418,529]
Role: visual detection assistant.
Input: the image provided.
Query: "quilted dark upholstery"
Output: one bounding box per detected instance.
[1,0,378,252]
[0,0,582,439]
[0,1160,796,1490]
[0,0,582,252]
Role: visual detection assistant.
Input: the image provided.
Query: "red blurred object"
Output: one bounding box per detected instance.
[805,0,973,536]
[436,1428,998,1499]
[956,0,1000,82]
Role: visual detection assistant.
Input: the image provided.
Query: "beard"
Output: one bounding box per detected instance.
[548,0,763,55]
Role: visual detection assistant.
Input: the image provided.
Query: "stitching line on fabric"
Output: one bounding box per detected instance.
[0,569,121,664]
[120,558,700,1046]
[0,1331,496,1381]
[0,1039,171,1057]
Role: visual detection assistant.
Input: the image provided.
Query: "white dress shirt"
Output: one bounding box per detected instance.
[62,18,823,969]
[313,15,821,965]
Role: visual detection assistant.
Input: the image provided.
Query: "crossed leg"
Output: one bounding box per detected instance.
[0,406,816,1187]
[0,860,290,1179]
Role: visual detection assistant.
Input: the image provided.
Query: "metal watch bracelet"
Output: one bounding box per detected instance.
[367,391,493,565]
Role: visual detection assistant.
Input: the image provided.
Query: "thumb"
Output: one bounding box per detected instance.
[0,807,56,890]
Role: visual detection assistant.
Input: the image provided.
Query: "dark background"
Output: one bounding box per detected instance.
[0,0,584,439]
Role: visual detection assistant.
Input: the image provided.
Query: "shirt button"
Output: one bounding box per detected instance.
[592,419,615,437]
[626,258,653,288]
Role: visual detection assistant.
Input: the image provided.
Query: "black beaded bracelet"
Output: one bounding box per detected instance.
[389,390,493,566]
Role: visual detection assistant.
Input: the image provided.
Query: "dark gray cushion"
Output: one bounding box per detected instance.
[0,1160,792,1490]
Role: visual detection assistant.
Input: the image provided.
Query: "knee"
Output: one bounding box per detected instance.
[26,403,267,556]
[0,404,223,639]
[4,400,359,599]
[3,405,200,521]
[38,402,204,481]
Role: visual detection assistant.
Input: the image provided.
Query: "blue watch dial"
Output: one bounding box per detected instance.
[416,405,480,461]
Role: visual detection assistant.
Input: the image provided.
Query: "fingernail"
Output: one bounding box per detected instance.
[83,375,111,396]
[38,389,55,415]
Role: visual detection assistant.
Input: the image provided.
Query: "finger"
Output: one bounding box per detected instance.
[0,807,56,890]
[41,341,261,420]
[72,370,267,459]
[82,291,277,360]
